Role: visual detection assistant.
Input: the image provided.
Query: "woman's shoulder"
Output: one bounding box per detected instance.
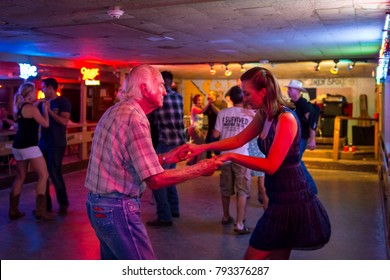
[20,103,38,115]
[277,107,297,122]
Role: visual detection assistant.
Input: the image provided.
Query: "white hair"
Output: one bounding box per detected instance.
[118,65,160,102]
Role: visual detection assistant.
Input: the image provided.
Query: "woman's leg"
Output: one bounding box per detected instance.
[257,176,268,209]
[9,160,28,220]
[29,156,49,196]
[11,160,28,195]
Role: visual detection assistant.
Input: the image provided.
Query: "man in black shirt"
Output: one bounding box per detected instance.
[39,78,72,215]
[287,80,318,195]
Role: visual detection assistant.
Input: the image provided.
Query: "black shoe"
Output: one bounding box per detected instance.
[172,212,180,218]
[146,219,173,227]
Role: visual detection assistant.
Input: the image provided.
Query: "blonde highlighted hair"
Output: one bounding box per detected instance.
[14,82,36,114]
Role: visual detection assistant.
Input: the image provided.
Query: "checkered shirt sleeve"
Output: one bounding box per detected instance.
[85,101,164,195]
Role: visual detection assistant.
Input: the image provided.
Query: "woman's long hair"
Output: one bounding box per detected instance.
[240,67,292,119]
[13,82,36,115]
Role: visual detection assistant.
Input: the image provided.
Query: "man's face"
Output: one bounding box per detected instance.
[287,87,300,101]
[148,74,166,109]
[42,83,54,99]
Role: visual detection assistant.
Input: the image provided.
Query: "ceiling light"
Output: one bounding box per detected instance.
[330,60,339,74]
[224,64,232,76]
[240,64,246,73]
[347,61,355,70]
[209,63,216,75]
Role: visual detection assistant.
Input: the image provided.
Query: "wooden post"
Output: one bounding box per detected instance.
[374,119,379,160]
[333,117,341,160]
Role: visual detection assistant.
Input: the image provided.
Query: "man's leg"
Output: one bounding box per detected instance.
[220,164,233,224]
[233,164,250,233]
[47,147,69,212]
[167,186,180,217]
[147,144,178,226]
[87,193,156,260]
[40,146,53,211]
[299,139,318,195]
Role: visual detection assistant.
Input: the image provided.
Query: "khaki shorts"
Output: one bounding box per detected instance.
[219,162,250,197]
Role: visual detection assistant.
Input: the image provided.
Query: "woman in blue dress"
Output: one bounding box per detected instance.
[187,67,331,260]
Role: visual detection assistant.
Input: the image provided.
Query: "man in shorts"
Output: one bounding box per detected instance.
[213,85,254,234]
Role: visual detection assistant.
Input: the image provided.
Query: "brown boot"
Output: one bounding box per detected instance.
[9,193,25,220]
[34,194,54,220]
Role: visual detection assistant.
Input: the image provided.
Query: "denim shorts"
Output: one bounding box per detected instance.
[86,191,156,260]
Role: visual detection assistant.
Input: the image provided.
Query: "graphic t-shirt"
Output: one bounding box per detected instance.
[214,107,254,155]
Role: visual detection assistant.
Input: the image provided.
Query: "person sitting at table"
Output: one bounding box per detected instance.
[0,105,15,130]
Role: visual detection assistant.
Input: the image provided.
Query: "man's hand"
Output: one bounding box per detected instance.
[195,157,222,176]
[307,138,316,150]
[185,143,207,160]
[164,144,190,164]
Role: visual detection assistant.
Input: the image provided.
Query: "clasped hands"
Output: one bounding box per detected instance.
[164,143,231,164]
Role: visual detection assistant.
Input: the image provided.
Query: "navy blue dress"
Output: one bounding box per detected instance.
[249,107,331,251]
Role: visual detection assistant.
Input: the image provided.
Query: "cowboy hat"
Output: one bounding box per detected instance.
[286,80,307,92]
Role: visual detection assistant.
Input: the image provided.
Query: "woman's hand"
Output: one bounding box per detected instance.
[164,144,190,164]
[186,143,207,160]
[42,100,50,112]
[195,157,222,176]
[216,153,233,163]
[34,98,46,107]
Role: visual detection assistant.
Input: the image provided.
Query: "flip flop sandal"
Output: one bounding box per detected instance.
[234,227,251,235]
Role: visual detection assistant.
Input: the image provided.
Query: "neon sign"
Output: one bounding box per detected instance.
[80,67,99,80]
[80,67,100,86]
[19,63,38,79]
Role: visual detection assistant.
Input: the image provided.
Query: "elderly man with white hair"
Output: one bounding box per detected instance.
[85,65,222,260]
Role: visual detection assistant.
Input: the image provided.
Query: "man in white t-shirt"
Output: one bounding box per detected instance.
[213,85,254,234]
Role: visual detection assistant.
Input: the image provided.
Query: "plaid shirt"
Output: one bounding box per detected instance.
[153,88,186,146]
[85,100,164,196]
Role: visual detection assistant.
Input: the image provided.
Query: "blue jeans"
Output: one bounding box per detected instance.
[86,192,156,260]
[40,146,69,210]
[299,139,318,195]
[153,143,180,221]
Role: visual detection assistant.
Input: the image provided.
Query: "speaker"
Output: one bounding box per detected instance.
[322,102,345,117]
[320,117,347,137]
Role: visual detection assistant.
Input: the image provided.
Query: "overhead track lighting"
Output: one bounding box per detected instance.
[314,61,321,71]
[224,64,232,76]
[347,61,356,71]
[330,60,339,74]
[209,63,216,75]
